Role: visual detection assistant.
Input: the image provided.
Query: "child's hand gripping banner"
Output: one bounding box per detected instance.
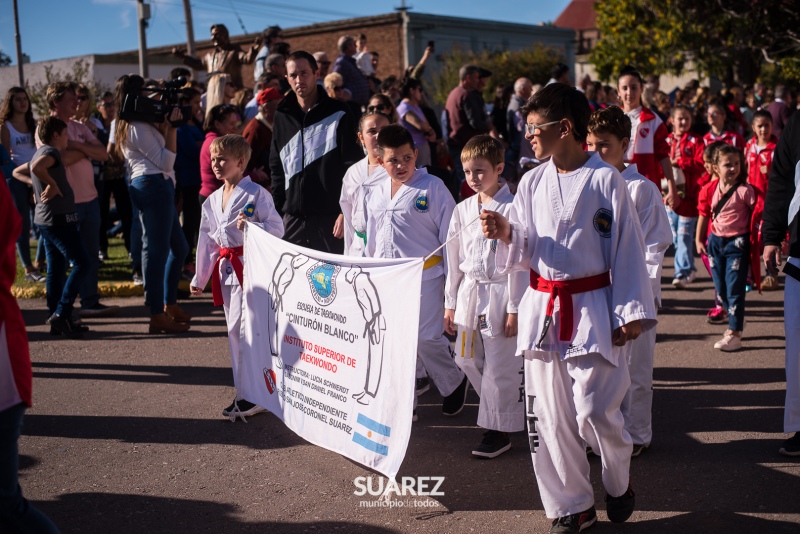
[239,223,422,478]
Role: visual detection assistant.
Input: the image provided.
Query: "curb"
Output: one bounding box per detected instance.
[12,279,193,299]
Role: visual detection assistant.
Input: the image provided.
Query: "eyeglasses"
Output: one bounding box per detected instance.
[76,95,89,102]
[333,86,344,91]
[320,61,331,66]
[367,104,387,112]
[524,119,562,135]
[100,102,116,108]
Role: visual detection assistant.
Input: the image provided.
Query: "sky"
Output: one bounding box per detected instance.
[1,0,572,64]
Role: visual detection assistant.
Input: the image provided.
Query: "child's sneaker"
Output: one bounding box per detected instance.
[222,398,266,418]
[671,275,684,288]
[442,375,469,416]
[779,432,800,456]
[472,430,511,458]
[605,484,635,523]
[713,331,742,352]
[550,506,597,533]
[706,306,728,325]
[631,443,649,457]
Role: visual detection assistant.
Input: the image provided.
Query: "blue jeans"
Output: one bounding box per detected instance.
[6,178,33,270]
[707,233,749,331]
[0,403,60,533]
[666,209,697,278]
[130,203,142,271]
[75,199,101,308]
[38,223,90,317]
[128,175,189,315]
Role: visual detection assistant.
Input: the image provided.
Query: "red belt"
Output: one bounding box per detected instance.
[530,269,611,343]
[212,246,244,307]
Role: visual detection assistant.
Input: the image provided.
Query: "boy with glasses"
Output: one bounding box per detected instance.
[480,84,656,533]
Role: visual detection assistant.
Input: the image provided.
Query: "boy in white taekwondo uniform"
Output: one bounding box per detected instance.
[444,135,527,458]
[481,84,656,534]
[587,107,672,457]
[339,111,390,256]
[364,124,470,418]
[190,135,284,419]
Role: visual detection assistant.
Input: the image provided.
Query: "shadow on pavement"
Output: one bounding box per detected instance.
[32,362,232,387]
[36,492,401,534]
[23,412,307,449]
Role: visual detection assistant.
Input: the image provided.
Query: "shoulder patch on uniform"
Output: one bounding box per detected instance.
[414,195,429,212]
[640,127,650,139]
[593,208,613,238]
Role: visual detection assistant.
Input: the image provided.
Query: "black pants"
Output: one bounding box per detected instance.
[100,178,133,253]
[282,213,343,254]
[177,185,202,257]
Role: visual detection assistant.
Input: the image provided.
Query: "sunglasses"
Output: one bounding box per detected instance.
[320,61,331,66]
[333,86,344,91]
[524,119,562,135]
[367,104,387,112]
[76,95,89,102]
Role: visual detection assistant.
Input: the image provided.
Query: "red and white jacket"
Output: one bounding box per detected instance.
[702,129,745,149]
[0,177,32,412]
[667,131,706,217]
[625,106,670,189]
[744,135,777,197]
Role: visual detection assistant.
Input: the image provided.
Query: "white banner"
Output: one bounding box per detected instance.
[238,223,422,479]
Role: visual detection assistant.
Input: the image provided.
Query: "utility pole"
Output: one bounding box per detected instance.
[12,0,24,86]
[137,0,150,78]
[182,0,197,79]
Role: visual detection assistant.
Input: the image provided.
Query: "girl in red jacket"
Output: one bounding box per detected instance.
[618,65,680,211]
[703,100,745,149]
[667,105,707,288]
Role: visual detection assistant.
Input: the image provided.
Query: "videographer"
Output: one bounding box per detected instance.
[114,75,191,334]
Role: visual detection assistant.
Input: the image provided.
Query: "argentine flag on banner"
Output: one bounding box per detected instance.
[353,413,391,456]
[238,225,422,479]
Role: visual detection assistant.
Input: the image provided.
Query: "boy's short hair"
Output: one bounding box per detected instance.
[46,81,76,110]
[752,109,773,124]
[377,124,414,156]
[587,106,632,141]
[38,116,68,145]
[461,135,504,166]
[209,134,252,168]
[520,83,591,142]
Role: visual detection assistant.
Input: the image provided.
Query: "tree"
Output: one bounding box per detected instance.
[590,0,800,85]
[25,59,110,117]
[0,50,11,67]
[429,45,566,106]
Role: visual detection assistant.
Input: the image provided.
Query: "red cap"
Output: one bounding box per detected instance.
[257,87,283,106]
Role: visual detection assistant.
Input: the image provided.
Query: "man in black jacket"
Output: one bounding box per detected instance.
[270,51,362,254]
[763,111,800,457]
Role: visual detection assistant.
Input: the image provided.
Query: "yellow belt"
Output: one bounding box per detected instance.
[423,255,443,270]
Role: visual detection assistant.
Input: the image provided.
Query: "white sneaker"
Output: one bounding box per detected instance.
[685,271,697,284]
[671,276,683,287]
[714,332,742,352]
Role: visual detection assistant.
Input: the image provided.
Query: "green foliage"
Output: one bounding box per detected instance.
[0,50,11,67]
[25,59,110,117]
[429,45,566,106]
[590,0,800,86]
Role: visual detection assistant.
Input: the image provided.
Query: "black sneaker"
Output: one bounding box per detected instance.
[605,484,635,523]
[79,302,120,318]
[550,507,597,533]
[472,430,511,458]
[46,313,84,339]
[221,398,266,418]
[415,377,430,396]
[50,317,89,336]
[779,432,800,456]
[442,375,469,416]
[631,443,648,458]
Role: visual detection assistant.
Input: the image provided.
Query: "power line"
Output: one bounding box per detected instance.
[227,0,249,34]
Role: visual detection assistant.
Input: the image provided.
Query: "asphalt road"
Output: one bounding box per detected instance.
[15,262,799,533]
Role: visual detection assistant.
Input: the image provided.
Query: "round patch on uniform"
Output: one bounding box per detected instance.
[414,195,429,212]
[226,265,233,275]
[593,208,613,238]
[242,203,256,218]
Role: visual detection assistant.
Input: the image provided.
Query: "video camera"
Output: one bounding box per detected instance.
[119,77,192,127]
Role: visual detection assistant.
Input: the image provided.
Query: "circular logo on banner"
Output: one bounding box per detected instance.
[414,195,429,212]
[242,203,256,218]
[306,262,340,306]
[593,208,613,238]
